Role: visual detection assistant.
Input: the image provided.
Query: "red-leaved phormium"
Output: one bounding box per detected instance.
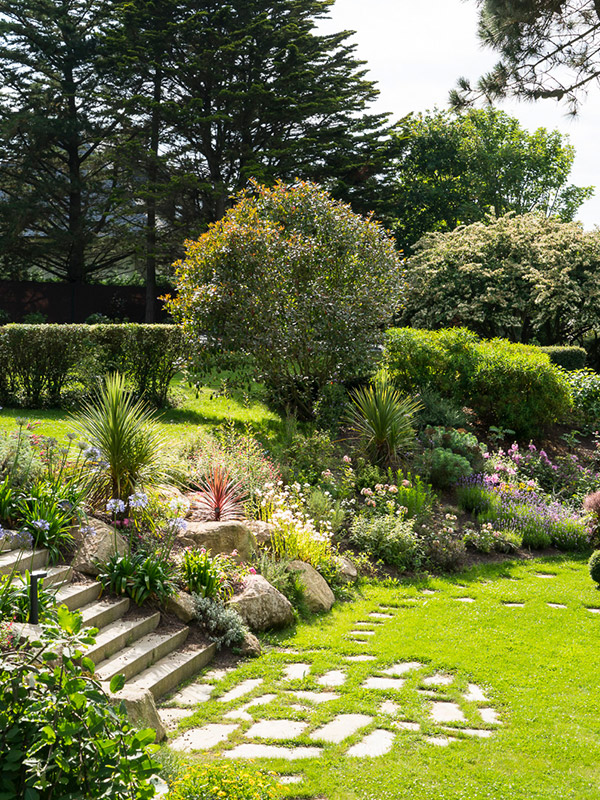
[194,465,247,521]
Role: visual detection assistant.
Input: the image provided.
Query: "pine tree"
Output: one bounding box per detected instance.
[452,1,600,113]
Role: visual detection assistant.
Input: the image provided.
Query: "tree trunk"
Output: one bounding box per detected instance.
[145,68,162,323]
[65,67,85,284]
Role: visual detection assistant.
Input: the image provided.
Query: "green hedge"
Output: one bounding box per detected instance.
[537,346,587,371]
[0,324,185,407]
[383,327,573,436]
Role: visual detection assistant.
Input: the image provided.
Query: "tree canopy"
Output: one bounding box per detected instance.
[452,1,600,113]
[387,108,592,254]
[400,212,600,345]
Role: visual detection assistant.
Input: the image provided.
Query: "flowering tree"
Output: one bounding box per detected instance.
[167,180,403,418]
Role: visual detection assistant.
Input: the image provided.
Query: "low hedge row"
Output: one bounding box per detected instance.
[0,324,186,407]
[383,327,573,437]
[537,345,587,371]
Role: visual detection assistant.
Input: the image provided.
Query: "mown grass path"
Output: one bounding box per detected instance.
[160,557,600,799]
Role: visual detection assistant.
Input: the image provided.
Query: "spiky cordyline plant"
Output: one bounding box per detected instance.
[194,465,247,521]
[347,374,422,467]
[73,372,167,501]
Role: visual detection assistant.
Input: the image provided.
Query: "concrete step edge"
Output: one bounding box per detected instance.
[95,627,190,683]
[0,548,48,576]
[85,612,162,665]
[80,597,130,629]
[55,580,101,611]
[127,642,217,699]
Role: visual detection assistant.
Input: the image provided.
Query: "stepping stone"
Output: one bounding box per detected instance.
[362,677,405,690]
[394,721,420,732]
[586,607,600,614]
[279,776,303,784]
[417,689,438,698]
[170,723,237,751]
[310,714,372,744]
[347,729,395,757]
[283,663,311,680]
[454,597,475,603]
[423,674,453,687]
[203,668,233,682]
[290,704,310,712]
[246,720,308,740]
[344,655,376,662]
[317,670,346,687]
[420,589,436,595]
[225,744,322,760]
[355,620,381,626]
[430,702,465,723]
[534,573,556,578]
[219,679,263,703]
[158,708,193,730]
[292,691,340,704]
[224,694,278,721]
[349,639,372,644]
[171,683,214,706]
[503,602,524,608]
[479,708,501,724]
[547,603,567,609]
[350,630,375,636]
[379,701,399,715]
[459,728,494,738]
[425,735,456,746]
[463,684,488,703]
[369,612,393,619]
[382,662,422,676]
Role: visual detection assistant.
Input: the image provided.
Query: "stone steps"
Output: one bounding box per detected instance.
[96,627,190,683]
[10,564,72,589]
[80,596,131,629]
[85,612,161,665]
[55,580,101,610]
[0,547,48,576]
[127,642,217,699]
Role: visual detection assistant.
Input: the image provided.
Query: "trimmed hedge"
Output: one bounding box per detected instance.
[384,327,573,437]
[0,324,185,407]
[538,346,587,371]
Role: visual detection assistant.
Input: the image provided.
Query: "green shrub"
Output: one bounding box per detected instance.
[415,388,468,428]
[167,179,403,419]
[564,368,600,428]
[97,551,176,606]
[468,339,572,436]
[0,607,159,799]
[349,515,422,570]
[419,447,472,489]
[384,328,573,438]
[193,595,248,649]
[168,760,281,800]
[589,550,600,584]
[180,549,232,600]
[424,427,487,472]
[538,345,587,370]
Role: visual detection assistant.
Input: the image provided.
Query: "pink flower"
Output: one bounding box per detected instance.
[231,549,238,556]
[342,455,352,464]
[483,452,490,459]
[402,480,410,488]
[248,567,257,574]
[321,469,333,479]
[528,443,536,451]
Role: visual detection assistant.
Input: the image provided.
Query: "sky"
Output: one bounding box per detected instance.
[320,0,600,229]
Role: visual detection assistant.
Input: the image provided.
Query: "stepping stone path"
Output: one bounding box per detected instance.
[454,597,476,603]
[162,603,503,777]
[547,603,567,609]
[586,607,600,614]
[503,602,525,608]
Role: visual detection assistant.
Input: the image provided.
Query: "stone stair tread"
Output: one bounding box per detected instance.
[127,642,217,699]
[0,548,48,576]
[80,596,130,629]
[95,627,190,682]
[55,580,101,611]
[85,612,161,664]
[11,564,71,588]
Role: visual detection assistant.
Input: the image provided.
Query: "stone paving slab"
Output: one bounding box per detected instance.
[280,776,303,784]
[503,602,525,608]
[464,684,488,702]
[219,679,263,703]
[224,744,322,760]
[317,670,346,687]
[363,677,405,690]
[283,663,311,680]
[382,661,422,676]
[430,702,465,723]
[344,655,376,662]
[423,673,453,686]
[547,603,567,609]
[479,707,501,724]
[425,735,456,746]
[246,720,308,740]
[379,701,399,715]
[586,607,600,614]
[158,707,194,730]
[454,597,475,603]
[347,729,395,757]
[310,714,372,744]
[171,723,237,751]
[170,683,214,706]
[292,690,340,704]
[350,630,375,636]
[224,694,278,721]
[369,612,393,619]
[394,720,420,731]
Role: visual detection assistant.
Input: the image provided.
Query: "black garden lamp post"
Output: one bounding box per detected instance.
[29,570,47,625]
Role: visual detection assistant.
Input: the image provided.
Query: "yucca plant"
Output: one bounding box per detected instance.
[347,375,422,466]
[194,465,247,521]
[73,373,166,501]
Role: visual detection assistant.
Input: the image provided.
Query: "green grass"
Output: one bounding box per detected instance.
[0,375,282,445]
[161,557,600,799]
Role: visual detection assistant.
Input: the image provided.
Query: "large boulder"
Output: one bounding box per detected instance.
[239,631,262,657]
[288,560,335,613]
[165,590,195,623]
[228,574,294,631]
[178,520,256,562]
[246,520,275,546]
[72,521,127,576]
[335,555,358,584]
[111,686,166,742]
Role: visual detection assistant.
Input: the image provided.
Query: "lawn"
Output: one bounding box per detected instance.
[159,556,600,800]
[0,375,282,444]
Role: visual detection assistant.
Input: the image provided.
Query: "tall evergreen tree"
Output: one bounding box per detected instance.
[0,0,132,285]
[452,1,600,113]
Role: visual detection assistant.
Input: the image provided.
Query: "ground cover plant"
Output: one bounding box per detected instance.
[157,557,600,800]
